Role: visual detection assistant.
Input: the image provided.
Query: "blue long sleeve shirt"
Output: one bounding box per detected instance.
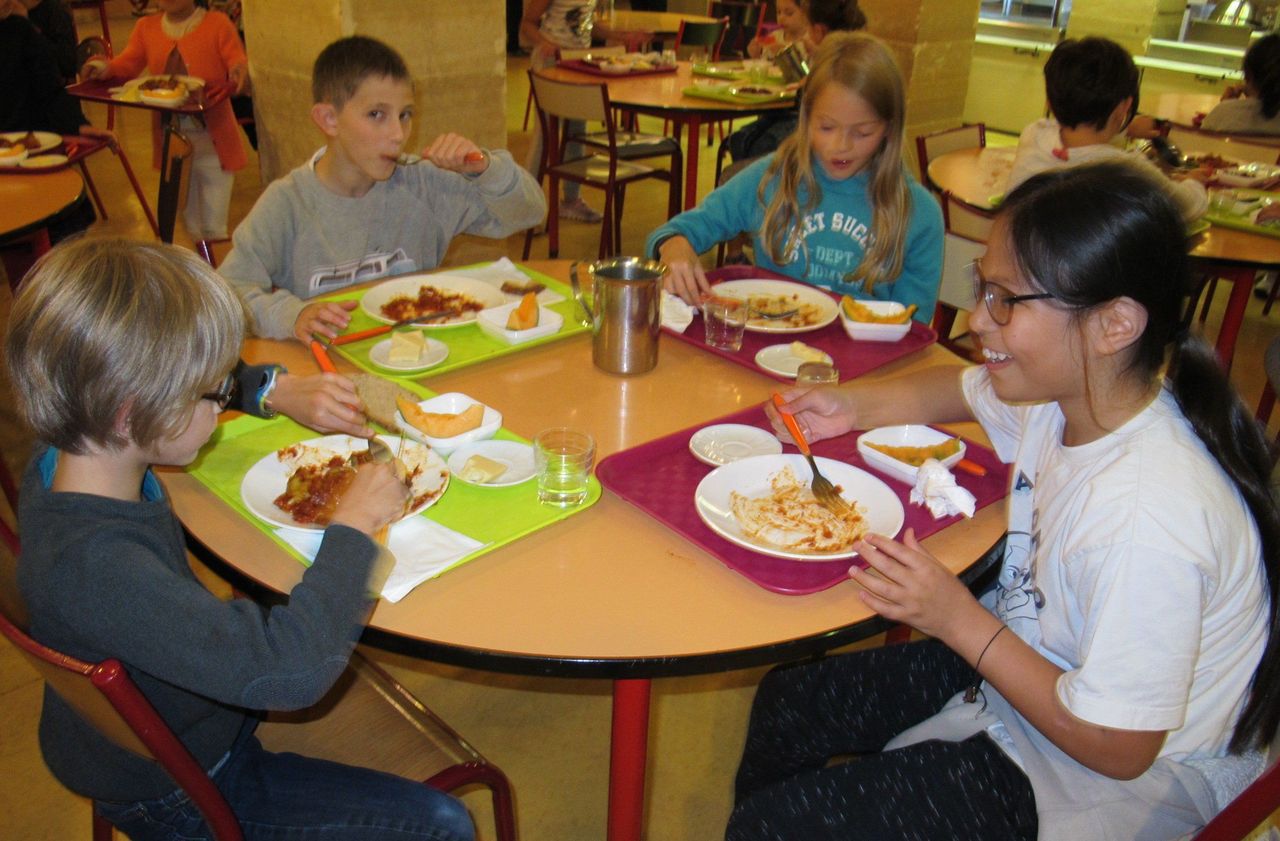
[645,155,944,323]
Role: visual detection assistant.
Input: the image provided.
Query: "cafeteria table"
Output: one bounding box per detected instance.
[163,261,1007,841]
[926,146,1280,373]
[540,61,796,210]
[0,168,85,288]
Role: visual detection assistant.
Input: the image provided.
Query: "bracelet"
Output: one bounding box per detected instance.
[964,624,1007,704]
[255,364,285,419]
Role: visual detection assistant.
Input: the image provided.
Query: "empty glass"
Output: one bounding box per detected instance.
[796,361,839,386]
[534,428,596,507]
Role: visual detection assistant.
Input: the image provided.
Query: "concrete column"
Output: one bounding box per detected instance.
[1067,0,1184,54]
[243,0,508,183]
[860,0,983,178]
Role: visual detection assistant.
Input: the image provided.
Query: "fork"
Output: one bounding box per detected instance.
[750,306,799,320]
[366,436,407,546]
[770,393,851,515]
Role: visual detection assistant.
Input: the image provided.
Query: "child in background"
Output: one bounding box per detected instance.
[6,238,475,841]
[219,35,545,342]
[747,0,808,60]
[83,0,249,241]
[1203,34,1280,135]
[734,162,1279,840]
[1006,36,1208,222]
[647,32,942,324]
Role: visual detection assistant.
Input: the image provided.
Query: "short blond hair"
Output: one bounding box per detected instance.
[4,238,245,453]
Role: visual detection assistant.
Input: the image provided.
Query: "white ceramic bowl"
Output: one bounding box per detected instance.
[856,425,966,484]
[476,302,563,345]
[840,300,912,342]
[395,392,502,454]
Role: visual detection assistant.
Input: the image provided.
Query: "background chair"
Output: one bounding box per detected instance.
[673,17,731,146]
[521,45,626,132]
[933,192,992,361]
[708,1,766,59]
[524,69,681,259]
[915,123,986,197]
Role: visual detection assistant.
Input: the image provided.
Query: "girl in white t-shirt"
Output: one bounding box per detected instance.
[731,161,1280,841]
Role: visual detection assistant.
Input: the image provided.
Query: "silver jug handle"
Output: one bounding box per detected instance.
[569,261,593,325]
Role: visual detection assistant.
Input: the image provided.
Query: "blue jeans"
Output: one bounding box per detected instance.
[95,728,475,841]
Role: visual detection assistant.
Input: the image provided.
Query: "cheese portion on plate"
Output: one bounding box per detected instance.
[387,330,426,364]
[789,341,827,363]
[459,454,508,484]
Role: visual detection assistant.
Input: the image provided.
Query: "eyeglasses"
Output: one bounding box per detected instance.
[201,373,236,411]
[971,260,1054,326]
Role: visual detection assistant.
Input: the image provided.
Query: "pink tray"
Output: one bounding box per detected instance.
[665,266,936,382]
[596,405,1009,595]
[558,59,678,77]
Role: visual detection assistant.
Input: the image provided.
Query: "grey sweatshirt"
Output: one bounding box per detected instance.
[220,148,547,339]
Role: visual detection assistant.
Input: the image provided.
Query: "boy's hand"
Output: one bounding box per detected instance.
[294,299,356,343]
[268,373,373,437]
[423,133,489,175]
[329,462,409,536]
[658,235,710,305]
[764,385,857,444]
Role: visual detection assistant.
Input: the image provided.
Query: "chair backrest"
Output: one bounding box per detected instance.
[675,17,730,62]
[194,238,233,268]
[709,1,766,59]
[941,191,995,244]
[916,124,986,190]
[529,70,612,125]
[938,231,982,314]
[560,44,624,61]
[0,455,18,559]
[1168,125,1280,167]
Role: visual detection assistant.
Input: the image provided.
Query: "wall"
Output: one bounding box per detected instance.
[243,0,508,183]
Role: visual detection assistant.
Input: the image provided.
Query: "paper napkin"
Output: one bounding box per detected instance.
[274,516,487,603]
[661,291,696,333]
[910,459,976,519]
[448,258,566,304]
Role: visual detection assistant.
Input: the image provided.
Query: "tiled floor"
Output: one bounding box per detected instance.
[3,5,1280,841]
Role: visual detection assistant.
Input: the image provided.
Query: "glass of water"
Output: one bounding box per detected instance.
[534,428,596,507]
[796,361,839,387]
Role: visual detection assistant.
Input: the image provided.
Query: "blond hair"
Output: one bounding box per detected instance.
[4,238,245,453]
[758,32,910,292]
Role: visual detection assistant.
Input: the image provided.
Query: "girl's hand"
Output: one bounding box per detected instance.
[228,63,249,96]
[849,530,981,642]
[658,236,710,304]
[747,37,764,58]
[329,462,409,536]
[764,385,857,444]
[293,299,356,343]
[268,373,373,438]
[82,59,109,81]
[424,133,489,174]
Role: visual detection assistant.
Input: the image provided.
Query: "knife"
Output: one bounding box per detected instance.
[329,310,460,345]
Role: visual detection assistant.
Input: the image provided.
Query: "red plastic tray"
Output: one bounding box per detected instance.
[596,405,1009,595]
[664,266,937,382]
[558,59,678,77]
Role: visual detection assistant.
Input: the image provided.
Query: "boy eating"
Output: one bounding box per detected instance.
[220,35,545,342]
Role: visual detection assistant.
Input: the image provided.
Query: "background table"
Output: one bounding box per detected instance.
[164,261,1006,841]
[0,168,85,288]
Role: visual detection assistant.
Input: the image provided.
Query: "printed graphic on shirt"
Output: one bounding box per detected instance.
[306,249,418,296]
[996,468,1044,645]
[544,4,595,47]
[783,210,874,286]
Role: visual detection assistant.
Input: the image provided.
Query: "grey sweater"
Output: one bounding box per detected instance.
[18,445,378,802]
[219,148,547,339]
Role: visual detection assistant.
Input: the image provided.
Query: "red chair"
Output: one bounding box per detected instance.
[915,123,986,198]
[708,1,766,59]
[1189,757,1280,841]
[0,455,19,558]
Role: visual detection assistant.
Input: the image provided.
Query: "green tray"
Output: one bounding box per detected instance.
[321,264,589,379]
[692,61,747,79]
[682,85,794,105]
[1205,189,1280,240]
[187,409,602,582]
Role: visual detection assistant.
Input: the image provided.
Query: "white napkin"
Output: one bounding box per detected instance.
[447,258,565,304]
[274,516,487,603]
[661,291,696,333]
[910,459,976,519]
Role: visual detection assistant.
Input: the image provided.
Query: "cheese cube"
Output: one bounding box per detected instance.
[459,454,508,484]
[388,330,426,364]
[789,341,827,363]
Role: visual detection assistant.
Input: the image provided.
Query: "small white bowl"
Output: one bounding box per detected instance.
[856,425,966,485]
[840,300,912,342]
[476,302,563,345]
[395,392,502,454]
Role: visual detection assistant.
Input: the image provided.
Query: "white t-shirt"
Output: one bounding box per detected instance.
[539,0,596,50]
[888,367,1268,840]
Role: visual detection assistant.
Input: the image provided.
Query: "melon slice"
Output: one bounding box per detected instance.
[506,292,540,331]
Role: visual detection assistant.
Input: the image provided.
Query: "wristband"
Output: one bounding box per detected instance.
[255,364,285,419]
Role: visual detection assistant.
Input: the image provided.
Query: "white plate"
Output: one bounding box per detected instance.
[239,434,448,533]
[476,302,564,344]
[359,273,507,327]
[121,74,205,91]
[139,90,189,107]
[754,343,833,378]
[18,154,69,169]
[856,425,966,485]
[688,424,782,466]
[395,392,502,454]
[368,334,449,372]
[710,279,840,334]
[446,440,536,487]
[695,454,905,560]
[0,149,27,166]
[0,131,61,155]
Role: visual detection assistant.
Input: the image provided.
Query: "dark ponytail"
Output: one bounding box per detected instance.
[1244,34,1280,121]
[1001,162,1280,752]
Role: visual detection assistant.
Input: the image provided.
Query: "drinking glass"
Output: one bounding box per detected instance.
[535,428,596,507]
[796,361,839,386]
[703,296,748,351]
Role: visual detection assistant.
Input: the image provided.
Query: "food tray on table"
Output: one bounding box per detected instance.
[663,266,936,382]
[0,134,113,174]
[65,77,230,114]
[558,58,677,77]
[681,84,795,105]
[596,405,1008,595]
[323,264,589,378]
[186,380,601,596]
[1205,189,1280,240]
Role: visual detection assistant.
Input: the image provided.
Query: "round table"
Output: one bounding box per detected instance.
[0,168,85,289]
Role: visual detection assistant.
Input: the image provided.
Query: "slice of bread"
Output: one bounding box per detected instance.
[396,396,485,439]
[350,373,418,432]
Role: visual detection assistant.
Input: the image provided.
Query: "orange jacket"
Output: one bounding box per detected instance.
[106,11,247,172]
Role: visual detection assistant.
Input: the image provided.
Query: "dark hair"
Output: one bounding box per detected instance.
[806,0,867,34]
[1043,37,1138,131]
[1244,34,1280,120]
[312,36,410,107]
[999,162,1280,753]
